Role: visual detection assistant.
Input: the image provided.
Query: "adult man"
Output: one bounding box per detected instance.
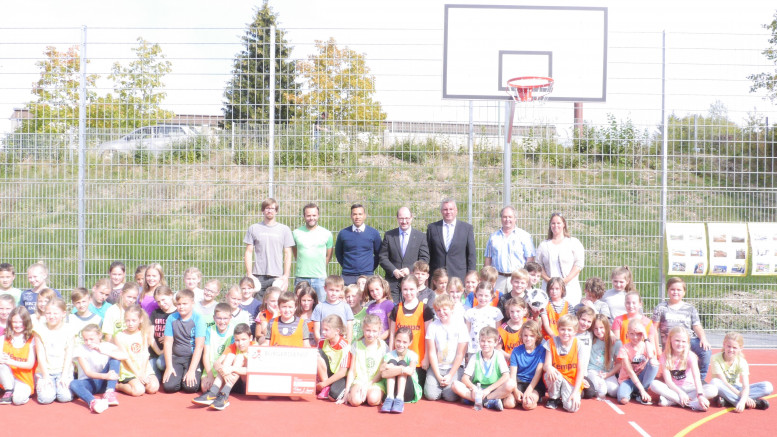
[378,206,430,302]
[483,206,536,293]
[292,203,334,302]
[426,198,476,282]
[334,203,381,285]
[243,198,294,296]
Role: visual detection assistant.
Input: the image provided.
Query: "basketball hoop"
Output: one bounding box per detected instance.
[506,76,554,103]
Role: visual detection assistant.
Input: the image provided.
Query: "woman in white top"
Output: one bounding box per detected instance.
[535,213,585,306]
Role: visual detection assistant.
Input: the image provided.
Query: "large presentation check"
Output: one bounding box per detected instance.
[245,346,317,396]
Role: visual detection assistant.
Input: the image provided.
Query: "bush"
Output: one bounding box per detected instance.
[574,114,647,165]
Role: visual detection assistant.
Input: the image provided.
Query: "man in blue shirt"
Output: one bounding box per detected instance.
[334,204,381,285]
[484,206,536,293]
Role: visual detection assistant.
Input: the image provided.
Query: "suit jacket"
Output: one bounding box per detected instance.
[426,219,477,281]
[379,227,429,286]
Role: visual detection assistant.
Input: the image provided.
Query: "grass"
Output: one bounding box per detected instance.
[1,132,774,334]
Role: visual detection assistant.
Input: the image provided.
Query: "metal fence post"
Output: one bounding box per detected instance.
[268,26,276,198]
[77,25,87,288]
[468,100,473,223]
[659,30,668,301]
[503,100,511,207]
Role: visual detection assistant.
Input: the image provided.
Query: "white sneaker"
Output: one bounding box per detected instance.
[689,399,705,411]
[658,396,670,407]
[90,399,109,414]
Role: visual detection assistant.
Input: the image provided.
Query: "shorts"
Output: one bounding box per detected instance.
[119,376,136,384]
[516,380,546,399]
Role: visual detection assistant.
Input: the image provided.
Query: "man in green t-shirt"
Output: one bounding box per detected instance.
[292,203,334,301]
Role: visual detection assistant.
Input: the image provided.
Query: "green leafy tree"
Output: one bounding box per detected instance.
[748,11,777,102]
[296,37,386,127]
[223,1,298,127]
[109,37,174,128]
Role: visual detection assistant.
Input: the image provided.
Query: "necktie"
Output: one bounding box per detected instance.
[400,231,407,257]
[444,223,453,251]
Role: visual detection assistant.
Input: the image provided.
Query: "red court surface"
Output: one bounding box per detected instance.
[4,349,775,437]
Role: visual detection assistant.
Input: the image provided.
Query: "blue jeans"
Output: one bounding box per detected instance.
[617,361,659,400]
[691,337,711,381]
[150,355,166,382]
[36,372,73,404]
[295,277,326,303]
[69,359,120,405]
[712,378,773,405]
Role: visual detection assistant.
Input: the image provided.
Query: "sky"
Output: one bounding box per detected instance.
[1,0,775,134]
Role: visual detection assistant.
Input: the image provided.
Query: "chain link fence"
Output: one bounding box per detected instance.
[0,26,775,345]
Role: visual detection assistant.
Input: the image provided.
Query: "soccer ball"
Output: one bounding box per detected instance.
[525,288,549,311]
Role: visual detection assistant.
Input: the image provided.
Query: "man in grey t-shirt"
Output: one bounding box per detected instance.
[243,198,295,296]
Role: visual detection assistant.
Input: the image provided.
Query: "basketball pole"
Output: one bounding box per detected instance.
[503,100,515,207]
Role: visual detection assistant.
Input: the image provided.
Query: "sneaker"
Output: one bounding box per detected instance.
[316,386,330,400]
[658,396,670,407]
[380,397,394,413]
[192,392,218,406]
[689,399,704,411]
[0,391,13,405]
[755,399,770,410]
[209,393,230,411]
[636,396,653,406]
[89,399,109,414]
[104,390,119,406]
[716,396,729,408]
[390,398,405,414]
[545,398,560,409]
[485,399,504,411]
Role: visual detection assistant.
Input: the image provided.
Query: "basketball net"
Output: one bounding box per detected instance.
[505,76,554,143]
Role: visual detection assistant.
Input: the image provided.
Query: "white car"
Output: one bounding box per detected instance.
[96,125,197,156]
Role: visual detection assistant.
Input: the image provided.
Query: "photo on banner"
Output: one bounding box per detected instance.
[666,222,707,275]
[707,223,748,276]
[748,222,777,276]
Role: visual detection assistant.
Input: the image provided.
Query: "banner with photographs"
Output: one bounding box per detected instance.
[748,222,777,276]
[707,223,748,276]
[666,222,707,275]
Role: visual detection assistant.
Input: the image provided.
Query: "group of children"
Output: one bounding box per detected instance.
[0,260,772,416]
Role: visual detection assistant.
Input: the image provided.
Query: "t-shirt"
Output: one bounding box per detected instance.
[1,288,22,305]
[510,342,547,383]
[101,305,125,338]
[464,306,504,353]
[240,298,262,334]
[651,301,702,345]
[34,322,73,374]
[352,307,366,340]
[416,287,436,307]
[601,289,626,319]
[312,300,354,325]
[660,353,698,390]
[543,336,591,383]
[73,342,119,380]
[425,319,469,371]
[617,340,657,383]
[88,302,112,320]
[612,314,655,344]
[292,225,333,278]
[114,330,151,379]
[139,294,159,317]
[387,302,436,323]
[350,339,388,385]
[69,312,102,345]
[366,299,395,333]
[588,338,622,373]
[203,325,233,377]
[195,300,217,328]
[20,288,62,314]
[382,349,422,402]
[243,221,295,277]
[164,311,206,358]
[572,300,612,322]
[463,351,509,388]
[149,309,174,358]
[319,336,350,374]
[267,316,312,345]
[710,352,748,386]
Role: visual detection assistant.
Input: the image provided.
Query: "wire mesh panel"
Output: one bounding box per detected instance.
[0,24,774,344]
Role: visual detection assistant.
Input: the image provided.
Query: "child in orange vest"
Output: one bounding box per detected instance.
[543,314,589,412]
[389,275,434,386]
[543,277,569,340]
[267,292,312,347]
[498,297,527,361]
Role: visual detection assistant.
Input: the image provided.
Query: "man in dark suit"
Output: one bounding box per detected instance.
[426,198,477,282]
[379,206,429,302]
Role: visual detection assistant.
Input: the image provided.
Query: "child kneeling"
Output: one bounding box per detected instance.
[192,323,255,411]
[452,326,516,411]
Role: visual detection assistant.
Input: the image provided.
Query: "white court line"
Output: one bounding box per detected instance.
[629,421,651,437]
[604,399,625,415]
[750,364,777,366]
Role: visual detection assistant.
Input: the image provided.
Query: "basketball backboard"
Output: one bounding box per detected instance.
[443,4,608,102]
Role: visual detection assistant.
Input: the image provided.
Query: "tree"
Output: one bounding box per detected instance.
[109,37,174,128]
[748,11,777,102]
[20,45,98,134]
[223,1,298,127]
[296,38,386,127]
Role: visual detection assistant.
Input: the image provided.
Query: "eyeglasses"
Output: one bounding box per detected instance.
[551,212,563,218]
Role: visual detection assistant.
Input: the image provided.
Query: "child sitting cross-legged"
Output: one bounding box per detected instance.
[452,326,516,411]
[380,326,422,413]
[69,324,127,414]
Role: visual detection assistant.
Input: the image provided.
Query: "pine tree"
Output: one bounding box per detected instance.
[223,1,297,127]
